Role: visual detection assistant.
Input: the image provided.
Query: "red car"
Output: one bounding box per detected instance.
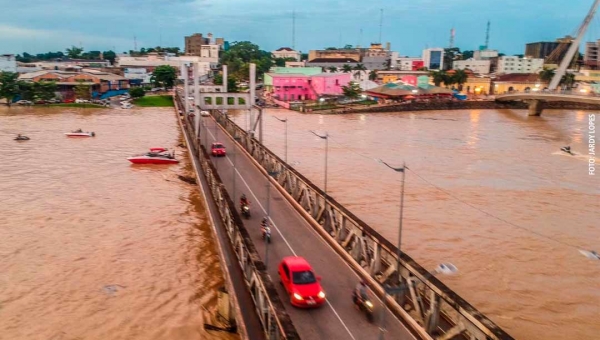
[211,142,226,157]
[278,256,326,308]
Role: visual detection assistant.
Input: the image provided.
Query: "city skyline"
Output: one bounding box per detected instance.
[0,0,597,56]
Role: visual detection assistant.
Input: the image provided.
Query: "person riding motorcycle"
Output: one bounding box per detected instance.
[240,194,249,207]
[261,217,269,229]
[353,280,369,305]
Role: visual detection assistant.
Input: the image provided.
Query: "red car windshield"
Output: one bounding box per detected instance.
[292,270,317,284]
[212,144,224,149]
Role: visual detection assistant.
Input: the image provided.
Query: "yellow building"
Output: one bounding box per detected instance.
[492,74,547,94]
[463,77,492,95]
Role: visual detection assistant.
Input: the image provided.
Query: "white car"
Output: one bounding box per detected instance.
[16,100,33,105]
[200,111,210,117]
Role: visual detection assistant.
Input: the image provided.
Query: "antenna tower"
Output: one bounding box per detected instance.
[134,36,137,51]
[378,9,383,44]
[485,20,490,49]
[449,28,455,48]
[292,10,296,50]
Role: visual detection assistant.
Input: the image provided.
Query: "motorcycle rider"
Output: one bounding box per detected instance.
[353,280,369,305]
[240,194,250,213]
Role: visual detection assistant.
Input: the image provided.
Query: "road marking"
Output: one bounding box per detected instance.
[205,121,360,340]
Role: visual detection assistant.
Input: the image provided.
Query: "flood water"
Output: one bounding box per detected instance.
[0,107,236,340]
[231,108,600,340]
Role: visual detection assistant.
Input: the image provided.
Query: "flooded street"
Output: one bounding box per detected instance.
[231,108,600,340]
[0,107,235,340]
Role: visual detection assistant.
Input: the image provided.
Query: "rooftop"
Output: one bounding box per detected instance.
[275,47,296,52]
[308,58,359,63]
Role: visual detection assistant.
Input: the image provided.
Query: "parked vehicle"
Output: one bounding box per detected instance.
[278,256,326,308]
[16,100,33,105]
[200,110,210,117]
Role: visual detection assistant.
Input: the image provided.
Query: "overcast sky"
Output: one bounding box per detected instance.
[0,0,597,56]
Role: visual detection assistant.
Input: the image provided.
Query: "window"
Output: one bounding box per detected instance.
[292,270,317,284]
[335,79,339,85]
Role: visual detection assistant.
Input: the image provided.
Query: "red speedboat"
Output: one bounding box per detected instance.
[127,148,179,164]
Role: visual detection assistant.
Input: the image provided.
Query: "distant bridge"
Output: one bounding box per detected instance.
[495,92,600,115]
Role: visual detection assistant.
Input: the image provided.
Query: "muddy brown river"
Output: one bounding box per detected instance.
[0,106,237,340]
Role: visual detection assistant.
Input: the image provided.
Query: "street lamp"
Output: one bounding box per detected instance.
[310,130,329,222]
[264,170,281,268]
[273,116,288,163]
[378,263,458,340]
[378,159,407,285]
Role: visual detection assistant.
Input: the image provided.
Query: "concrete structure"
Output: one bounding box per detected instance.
[184,33,223,68]
[394,56,424,71]
[492,73,546,94]
[267,73,351,101]
[306,58,359,69]
[21,59,111,71]
[116,54,211,78]
[272,47,301,61]
[264,67,323,91]
[285,61,306,68]
[584,39,600,69]
[496,92,600,115]
[453,58,491,74]
[0,54,17,73]
[473,49,499,60]
[463,77,493,95]
[422,48,444,70]
[308,48,361,63]
[123,68,152,84]
[18,69,129,100]
[375,70,430,83]
[496,56,544,74]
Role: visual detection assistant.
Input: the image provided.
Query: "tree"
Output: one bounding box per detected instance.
[417,66,429,71]
[151,65,178,89]
[342,64,353,73]
[214,74,239,93]
[219,41,273,79]
[451,69,468,90]
[369,70,378,81]
[103,50,117,64]
[341,81,362,99]
[430,70,447,87]
[0,72,20,106]
[74,80,91,100]
[33,81,57,102]
[301,53,308,61]
[274,57,297,67]
[327,66,338,73]
[129,87,146,98]
[17,81,34,101]
[353,63,367,79]
[66,46,83,59]
[561,72,576,89]
[343,44,354,49]
[443,47,462,70]
[325,47,338,50]
[461,50,474,60]
[539,68,555,82]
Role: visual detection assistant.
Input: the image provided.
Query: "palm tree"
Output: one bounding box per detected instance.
[369,70,378,81]
[353,63,367,79]
[560,72,576,89]
[539,68,555,82]
[327,66,338,73]
[430,70,446,87]
[452,69,468,91]
[342,64,353,73]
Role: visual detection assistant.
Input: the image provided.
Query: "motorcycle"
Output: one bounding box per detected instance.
[262,225,271,243]
[241,203,251,219]
[353,291,374,322]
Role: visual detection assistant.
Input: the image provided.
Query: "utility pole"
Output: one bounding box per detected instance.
[379,9,384,44]
[449,28,455,49]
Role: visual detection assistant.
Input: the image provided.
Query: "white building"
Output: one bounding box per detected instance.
[395,56,424,70]
[453,58,491,74]
[198,45,220,66]
[272,47,301,61]
[496,56,544,74]
[124,68,153,84]
[0,54,17,73]
[422,48,445,70]
[473,49,498,60]
[116,54,210,76]
[285,61,306,68]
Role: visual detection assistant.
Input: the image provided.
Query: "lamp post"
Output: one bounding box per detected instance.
[273,116,288,163]
[264,170,280,268]
[378,263,458,340]
[310,130,329,221]
[378,159,407,285]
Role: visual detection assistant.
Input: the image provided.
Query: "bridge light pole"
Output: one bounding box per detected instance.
[265,170,281,268]
[378,159,406,285]
[273,116,288,163]
[310,130,329,223]
[378,263,458,340]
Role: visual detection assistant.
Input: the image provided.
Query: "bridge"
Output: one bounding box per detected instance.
[173,62,514,340]
[495,0,600,116]
[495,92,600,115]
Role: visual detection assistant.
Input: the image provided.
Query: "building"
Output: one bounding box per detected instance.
[116,53,211,77]
[374,70,430,83]
[272,47,301,61]
[266,73,351,101]
[0,54,17,73]
[123,68,152,85]
[364,81,453,102]
[19,59,111,71]
[473,49,498,60]
[496,56,544,74]
[359,43,391,70]
[525,36,576,67]
[308,48,361,63]
[584,39,600,69]
[264,67,322,91]
[453,58,491,74]
[285,61,306,68]
[184,33,223,68]
[306,58,359,69]
[492,73,546,94]
[422,48,444,70]
[18,69,129,100]
[395,56,424,71]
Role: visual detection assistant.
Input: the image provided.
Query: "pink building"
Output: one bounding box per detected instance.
[270,73,352,101]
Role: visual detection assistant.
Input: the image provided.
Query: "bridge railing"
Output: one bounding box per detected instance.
[213,109,514,340]
[175,94,300,340]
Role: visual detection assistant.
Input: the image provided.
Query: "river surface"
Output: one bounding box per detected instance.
[230,108,600,340]
[0,106,236,340]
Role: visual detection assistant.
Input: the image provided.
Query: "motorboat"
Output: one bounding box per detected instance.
[65,130,95,137]
[127,148,179,164]
[14,135,30,141]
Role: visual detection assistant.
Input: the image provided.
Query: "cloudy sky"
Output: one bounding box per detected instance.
[0,0,597,56]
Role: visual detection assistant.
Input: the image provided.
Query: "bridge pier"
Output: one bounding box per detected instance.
[526,99,545,116]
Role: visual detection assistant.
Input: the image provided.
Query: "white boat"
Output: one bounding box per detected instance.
[65,131,95,137]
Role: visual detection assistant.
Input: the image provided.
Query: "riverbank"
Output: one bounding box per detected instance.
[48,103,108,108]
[308,100,600,114]
[133,95,174,107]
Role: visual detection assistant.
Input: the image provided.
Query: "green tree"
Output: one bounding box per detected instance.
[0,72,20,106]
[342,64,353,73]
[66,46,83,59]
[103,50,117,64]
[443,47,461,70]
[430,70,447,87]
[220,41,273,79]
[301,53,308,61]
[369,70,378,81]
[560,72,576,89]
[451,69,468,90]
[129,87,146,98]
[17,81,34,101]
[341,81,362,99]
[353,63,367,78]
[539,68,555,82]
[151,65,178,89]
[214,74,239,93]
[343,44,354,49]
[274,57,297,67]
[325,47,338,50]
[327,66,338,73]
[461,50,474,60]
[74,80,91,100]
[33,81,57,102]
[417,66,429,71]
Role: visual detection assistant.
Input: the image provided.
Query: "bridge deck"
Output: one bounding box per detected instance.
[201,115,416,340]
